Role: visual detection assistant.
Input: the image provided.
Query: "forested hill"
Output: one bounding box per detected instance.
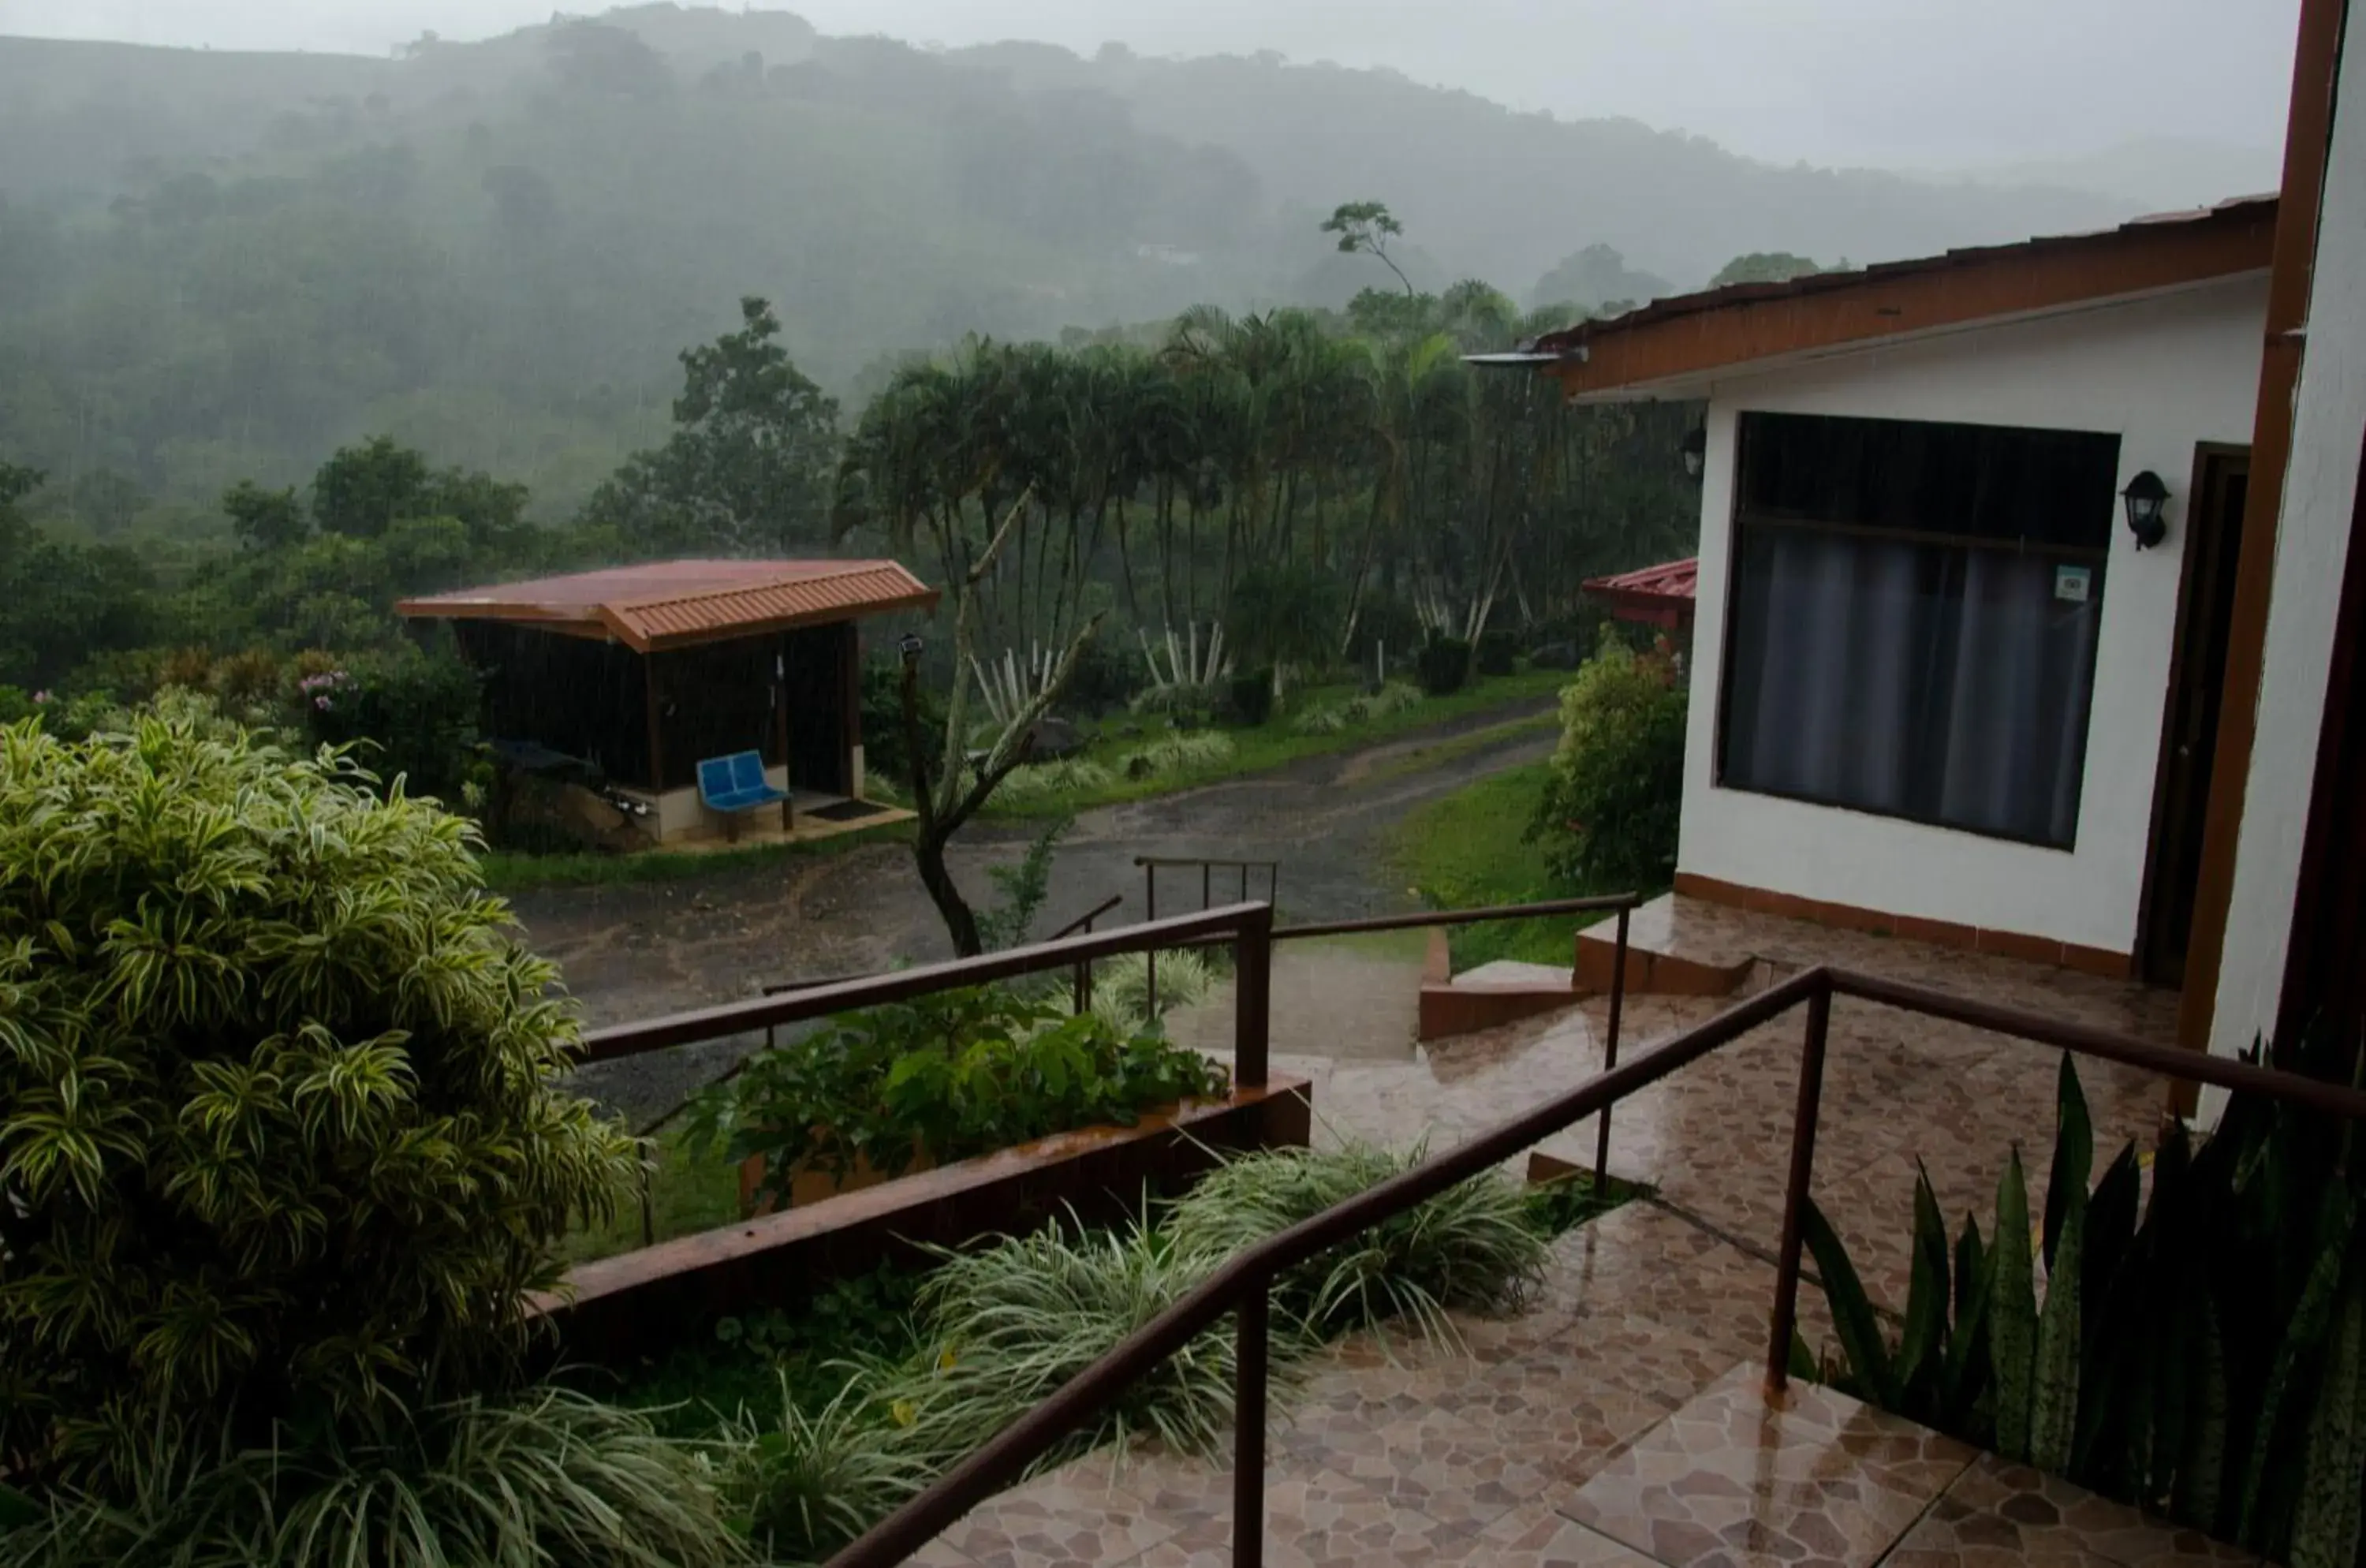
[0,3,2130,533]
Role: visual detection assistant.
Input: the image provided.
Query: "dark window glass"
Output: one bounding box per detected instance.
[1718,412,2117,847]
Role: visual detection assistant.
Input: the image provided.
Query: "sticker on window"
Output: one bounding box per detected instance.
[2054,566,2092,603]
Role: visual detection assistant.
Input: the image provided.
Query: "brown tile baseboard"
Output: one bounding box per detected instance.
[1673,872,2133,980]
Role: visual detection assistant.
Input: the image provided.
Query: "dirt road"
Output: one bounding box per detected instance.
[521,697,1557,1123]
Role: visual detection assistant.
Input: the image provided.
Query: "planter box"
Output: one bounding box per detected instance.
[534,1077,1312,1365]
[738,1144,934,1215]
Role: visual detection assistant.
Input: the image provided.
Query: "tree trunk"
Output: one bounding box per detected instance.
[913,821,983,958]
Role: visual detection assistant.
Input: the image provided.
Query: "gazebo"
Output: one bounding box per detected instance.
[398,558,938,847]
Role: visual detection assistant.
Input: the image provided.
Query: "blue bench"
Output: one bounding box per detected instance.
[697,750,789,839]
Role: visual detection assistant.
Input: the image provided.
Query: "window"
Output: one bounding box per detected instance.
[1718,412,2118,848]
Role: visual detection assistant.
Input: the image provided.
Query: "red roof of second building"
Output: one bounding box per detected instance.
[397,558,939,651]
[1583,557,1698,628]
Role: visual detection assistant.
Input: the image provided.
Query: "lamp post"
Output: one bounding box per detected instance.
[2121,470,2170,550]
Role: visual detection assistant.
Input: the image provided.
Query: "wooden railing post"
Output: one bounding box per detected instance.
[1766,976,1833,1394]
[1144,864,1158,1025]
[1234,902,1273,1089]
[1593,906,1631,1189]
[1234,1275,1270,1568]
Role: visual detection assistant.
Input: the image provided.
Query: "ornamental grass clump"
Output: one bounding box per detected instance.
[882,1219,1278,1472]
[1163,1141,1547,1341]
[4,1387,747,1568]
[726,1373,935,1566]
[0,714,645,1480]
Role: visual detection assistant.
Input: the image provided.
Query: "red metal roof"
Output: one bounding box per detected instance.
[1584,557,1698,629]
[397,558,939,652]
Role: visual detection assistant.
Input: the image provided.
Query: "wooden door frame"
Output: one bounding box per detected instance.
[2133,441,2251,983]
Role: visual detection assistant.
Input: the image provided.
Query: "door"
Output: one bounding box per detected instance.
[782,625,852,795]
[2138,447,2250,986]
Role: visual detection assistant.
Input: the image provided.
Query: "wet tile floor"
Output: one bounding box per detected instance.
[921,898,2251,1566]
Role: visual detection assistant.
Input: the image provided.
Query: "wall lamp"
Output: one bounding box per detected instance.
[2121,470,2170,550]
[1680,424,1707,480]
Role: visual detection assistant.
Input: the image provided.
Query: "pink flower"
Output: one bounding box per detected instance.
[314,696,330,711]
[31,690,50,705]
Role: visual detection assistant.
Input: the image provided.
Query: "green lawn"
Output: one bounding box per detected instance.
[984,666,1572,819]
[1386,760,1618,970]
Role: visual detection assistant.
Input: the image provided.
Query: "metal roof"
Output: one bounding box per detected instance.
[1483,193,2279,398]
[397,558,939,652]
[1583,557,1698,628]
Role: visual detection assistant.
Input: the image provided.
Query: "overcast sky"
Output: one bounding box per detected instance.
[0,0,2298,170]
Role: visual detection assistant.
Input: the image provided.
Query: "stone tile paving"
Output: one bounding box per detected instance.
[915,904,2221,1565]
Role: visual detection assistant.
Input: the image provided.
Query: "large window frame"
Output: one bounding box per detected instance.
[1712,411,2120,851]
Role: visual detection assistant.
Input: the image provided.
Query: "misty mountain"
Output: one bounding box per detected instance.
[0,3,2165,530]
[1921,137,2283,215]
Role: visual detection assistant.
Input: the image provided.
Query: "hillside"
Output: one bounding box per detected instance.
[0,3,2148,532]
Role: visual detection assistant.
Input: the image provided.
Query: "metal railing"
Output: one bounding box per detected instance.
[823,960,2366,1568]
[1136,856,1280,1018]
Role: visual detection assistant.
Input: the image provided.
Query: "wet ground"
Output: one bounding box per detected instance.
[521,698,1556,1125]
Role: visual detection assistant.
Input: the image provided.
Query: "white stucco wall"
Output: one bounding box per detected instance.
[2208,30,2366,1062]
[1677,275,2270,955]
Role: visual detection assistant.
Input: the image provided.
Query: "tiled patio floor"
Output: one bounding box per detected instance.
[923,900,2222,1566]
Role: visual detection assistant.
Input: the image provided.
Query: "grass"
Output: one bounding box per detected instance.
[1386,760,1615,970]
[563,1127,745,1266]
[985,667,1571,819]
[478,817,911,893]
[1351,708,1560,786]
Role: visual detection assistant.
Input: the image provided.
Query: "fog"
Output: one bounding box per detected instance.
[2,0,2295,170]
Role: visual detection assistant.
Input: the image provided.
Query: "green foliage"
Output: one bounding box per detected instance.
[2,1387,745,1568]
[1521,1170,1641,1238]
[297,644,485,804]
[726,1373,935,1565]
[1803,1036,2366,1567]
[685,985,1226,1208]
[584,297,840,554]
[991,756,1118,807]
[1416,637,1470,696]
[0,715,642,1479]
[886,1219,1261,1470]
[1163,1140,1547,1341]
[976,816,1071,951]
[1118,730,1237,778]
[1534,638,1686,890]
[1230,666,1277,726]
[1394,760,1595,969]
[1088,949,1220,1035]
[1228,562,1342,674]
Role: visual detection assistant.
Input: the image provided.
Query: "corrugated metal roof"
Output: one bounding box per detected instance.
[397,558,939,652]
[1584,557,1698,628]
[1515,192,2278,364]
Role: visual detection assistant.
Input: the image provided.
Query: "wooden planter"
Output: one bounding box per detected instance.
[738,1144,935,1215]
[536,1077,1313,1365]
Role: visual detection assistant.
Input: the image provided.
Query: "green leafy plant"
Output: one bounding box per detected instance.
[725,1372,933,1566]
[0,711,641,1482]
[1,1386,747,1568]
[1532,637,1686,890]
[991,756,1117,806]
[976,816,1072,950]
[1229,666,1277,726]
[882,1218,1276,1471]
[1163,1140,1547,1341]
[1522,1170,1643,1238]
[1088,948,1219,1034]
[297,642,487,804]
[1117,730,1237,778]
[1474,630,1518,677]
[687,986,1227,1210]
[1802,1040,2366,1568]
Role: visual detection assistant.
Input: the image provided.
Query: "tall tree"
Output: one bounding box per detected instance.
[1320,200,1414,297]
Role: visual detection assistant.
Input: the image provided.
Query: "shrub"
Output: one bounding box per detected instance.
[298,643,484,803]
[726,1374,932,1565]
[1801,1041,2366,1568]
[1290,702,1350,735]
[0,715,642,1478]
[1475,629,1518,677]
[883,1219,1280,1469]
[990,756,1116,806]
[688,986,1227,1209]
[1118,730,1235,778]
[1088,948,1220,1034]
[1062,638,1147,715]
[975,816,1071,950]
[2,1387,746,1568]
[859,658,943,789]
[1163,1141,1547,1341]
[1415,637,1469,696]
[1533,639,1686,890]
[1229,666,1275,726]
[1127,679,1222,721]
[1360,680,1424,720]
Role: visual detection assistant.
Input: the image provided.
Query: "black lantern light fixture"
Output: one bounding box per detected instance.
[2121,470,2170,550]
[1679,424,1707,480]
[898,630,925,667]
